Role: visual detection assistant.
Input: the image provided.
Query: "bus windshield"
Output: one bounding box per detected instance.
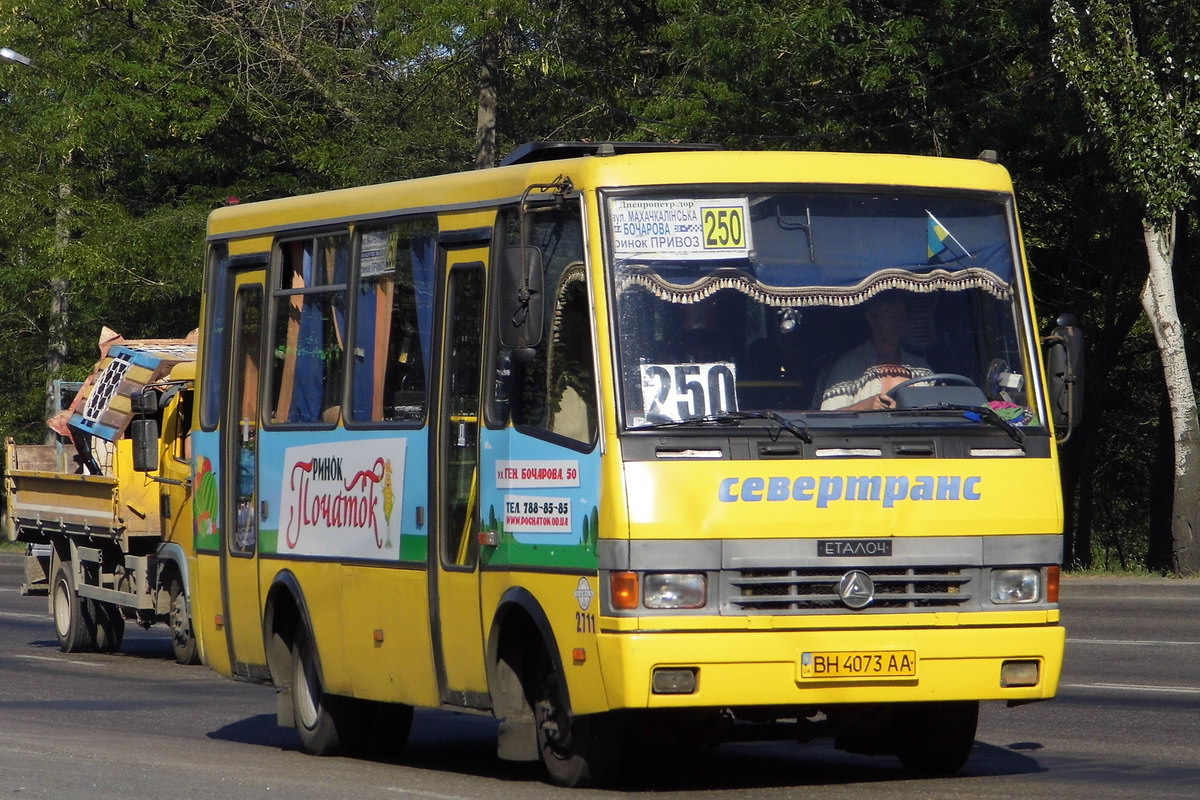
[608,190,1039,429]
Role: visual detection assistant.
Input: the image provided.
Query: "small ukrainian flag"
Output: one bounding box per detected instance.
[926,210,971,262]
[927,212,950,260]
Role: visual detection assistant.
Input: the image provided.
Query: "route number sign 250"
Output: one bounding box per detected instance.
[640,362,738,421]
[701,205,746,250]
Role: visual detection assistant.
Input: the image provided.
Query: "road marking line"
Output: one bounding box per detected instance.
[1061,682,1200,695]
[385,790,472,800]
[1067,637,1199,646]
[11,654,103,668]
[0,611,46,620]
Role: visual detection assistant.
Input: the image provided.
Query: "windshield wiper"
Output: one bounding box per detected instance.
[898,403,1025,446]
[632,410,812,443]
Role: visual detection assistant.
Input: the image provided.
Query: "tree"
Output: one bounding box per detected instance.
[0,0,1193,573]
[0,1,482,444]
[1052,0,1200,575]
[0,4,217,438]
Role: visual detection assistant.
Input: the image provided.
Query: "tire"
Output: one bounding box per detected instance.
[52,564,95,653]
[291,626,360,756]
[533,653,622,787]
[93,601,126,653]
[168,576,200,665]
[895,700,979,775]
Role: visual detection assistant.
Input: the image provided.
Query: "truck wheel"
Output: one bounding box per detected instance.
[533,652,622,787]
[52,564,96,653]
[896,700,979,775]
[291,626,360,756]
[93,602,125,653]
[168,576,200,665]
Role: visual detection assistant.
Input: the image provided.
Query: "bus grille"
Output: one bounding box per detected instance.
[724,567,975,613]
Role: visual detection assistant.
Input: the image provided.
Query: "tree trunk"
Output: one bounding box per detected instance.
[1147,381,1175,572]
[1140,216,1200,575]
[46,181,72,443]
[1064,255,1142,569]
[473,28,498,170]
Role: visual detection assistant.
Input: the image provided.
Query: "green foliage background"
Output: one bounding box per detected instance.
[2,0,1195,571]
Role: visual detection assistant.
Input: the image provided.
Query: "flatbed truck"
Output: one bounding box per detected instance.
[4,346,201,664]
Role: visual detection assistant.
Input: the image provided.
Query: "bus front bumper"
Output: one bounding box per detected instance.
[594,621,1065,711]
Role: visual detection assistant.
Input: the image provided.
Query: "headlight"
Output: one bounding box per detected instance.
[643,573,707,609]
[990,568,1040,604]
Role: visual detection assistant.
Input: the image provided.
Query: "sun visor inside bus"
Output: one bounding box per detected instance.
[614,193,1017,308]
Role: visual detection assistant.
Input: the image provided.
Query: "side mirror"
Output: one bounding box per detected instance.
[131,418,160,472]
[497,245,544,349]
[1044,313,1084,442]
[131,388,159,414]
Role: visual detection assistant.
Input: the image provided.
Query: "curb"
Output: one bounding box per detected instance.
[1061,576,1200,599]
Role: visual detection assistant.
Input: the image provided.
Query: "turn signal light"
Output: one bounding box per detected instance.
[611,571,639,610]
[1046,565,1060,603]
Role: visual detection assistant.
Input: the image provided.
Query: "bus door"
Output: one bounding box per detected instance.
[430,251,489,707]
[221,272,268,676]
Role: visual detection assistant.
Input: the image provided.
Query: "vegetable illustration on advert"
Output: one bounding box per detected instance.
[383,458,395,548]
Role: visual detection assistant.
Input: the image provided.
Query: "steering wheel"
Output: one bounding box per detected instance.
[884,373,976,398]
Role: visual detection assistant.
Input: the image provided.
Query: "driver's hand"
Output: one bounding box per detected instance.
[873,392,896,410]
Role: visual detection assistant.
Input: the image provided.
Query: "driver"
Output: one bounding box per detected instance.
[816,291,933,410]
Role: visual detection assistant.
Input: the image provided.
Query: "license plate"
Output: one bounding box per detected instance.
[799,650,917,679]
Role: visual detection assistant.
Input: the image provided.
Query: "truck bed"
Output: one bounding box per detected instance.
[4,440,160,546]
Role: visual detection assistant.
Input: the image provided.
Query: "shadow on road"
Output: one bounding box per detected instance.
[26,633,176,661]
[207,713,303,750]
[205,707,1047,790]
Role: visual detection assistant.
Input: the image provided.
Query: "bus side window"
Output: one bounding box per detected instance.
[543,266,597,443]
[269,234,349,425]
[349,220,435,423]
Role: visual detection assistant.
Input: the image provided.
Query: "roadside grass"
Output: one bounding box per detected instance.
[0,539,26,553]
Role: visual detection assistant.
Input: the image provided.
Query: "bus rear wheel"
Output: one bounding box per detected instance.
[291,626,360,756]
[895,700,979,775]
[533,654,622,787]
[52,564,95,653]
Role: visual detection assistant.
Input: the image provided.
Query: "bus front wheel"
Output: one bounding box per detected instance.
[291,626,359,756]
[533,654,622,787]
[895,700,979,775]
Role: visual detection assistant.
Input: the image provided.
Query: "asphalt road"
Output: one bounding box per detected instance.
[1,553,1197,800]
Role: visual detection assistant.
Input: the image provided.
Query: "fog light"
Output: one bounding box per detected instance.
[991,568,1040,604]
[652,668,697,694]
[1001,659,1040,687]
